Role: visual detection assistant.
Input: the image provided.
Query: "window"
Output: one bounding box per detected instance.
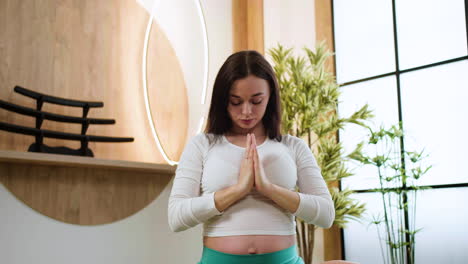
[333,0,468,263]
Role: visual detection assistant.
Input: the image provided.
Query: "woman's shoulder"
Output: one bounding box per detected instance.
[187,132,222,149]
[280,134,307,148]
[279,134,316,165]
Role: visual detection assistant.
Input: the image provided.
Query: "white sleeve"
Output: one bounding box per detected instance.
[167,134,223,232]
[291,136,335,228]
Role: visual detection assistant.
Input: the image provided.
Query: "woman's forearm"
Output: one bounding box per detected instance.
[263,183,300,214]
[214,184,248,212]
[264,183,335,228]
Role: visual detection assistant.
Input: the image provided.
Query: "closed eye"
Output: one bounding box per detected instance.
[229,99,263,106]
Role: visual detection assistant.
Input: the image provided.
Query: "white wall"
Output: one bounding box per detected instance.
[0,1,232,263]
[0,183,202,264]
[138,0,232,140]
[200,0,233,113]
[264,0,316,59]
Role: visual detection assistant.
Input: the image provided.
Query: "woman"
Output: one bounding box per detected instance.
[168,50,335,264]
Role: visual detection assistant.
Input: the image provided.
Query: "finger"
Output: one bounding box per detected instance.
[250,134,255,161]
[251,136,258,165]
[251,133,257,148]
[252,147,257,168]
[245,134,251,159]
[253,144,259,165]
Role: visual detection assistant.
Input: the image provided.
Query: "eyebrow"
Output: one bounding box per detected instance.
[230,92,264,98]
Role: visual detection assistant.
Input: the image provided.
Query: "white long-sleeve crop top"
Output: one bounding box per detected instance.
[168,133,335,237]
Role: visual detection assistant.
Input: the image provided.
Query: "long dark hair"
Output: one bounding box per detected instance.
[205,50,282,142]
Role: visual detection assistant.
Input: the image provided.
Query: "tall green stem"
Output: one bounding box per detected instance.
[378,166,396,264]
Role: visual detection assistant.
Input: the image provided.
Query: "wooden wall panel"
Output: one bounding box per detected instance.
[147,20,188,161]
[0,0,189,225]
[315,0,336,74]
[0,0,188,163]
[232,0,264,54]
[0,161,173,225]
[316,0,343,260]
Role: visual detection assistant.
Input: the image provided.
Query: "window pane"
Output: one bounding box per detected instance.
[334,0,395,84]
[412,188,468,263]
[343,192,398,263]
[400,60,468,186]
[344,187,468,262]
[396,0,468,69]
[339,76,400,190]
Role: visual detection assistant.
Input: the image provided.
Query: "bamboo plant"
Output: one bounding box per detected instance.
[268,43,372,263]
[348,124,431,264]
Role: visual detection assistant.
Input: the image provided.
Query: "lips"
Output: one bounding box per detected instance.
[240,119,253,125]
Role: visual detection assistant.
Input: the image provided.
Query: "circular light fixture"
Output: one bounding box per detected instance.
[142,0,209,166]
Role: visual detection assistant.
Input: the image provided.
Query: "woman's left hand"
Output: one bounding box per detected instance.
[251,135,274,197]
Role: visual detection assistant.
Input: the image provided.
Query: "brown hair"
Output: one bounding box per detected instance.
[205,50,282,142]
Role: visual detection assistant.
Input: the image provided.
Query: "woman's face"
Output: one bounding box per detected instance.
[227,75,270,133]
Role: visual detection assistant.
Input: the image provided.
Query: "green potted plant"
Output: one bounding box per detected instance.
[268,43,372,263]
[348,124,431,264]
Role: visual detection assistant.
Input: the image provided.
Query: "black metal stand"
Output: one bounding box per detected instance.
[0,86,134,157]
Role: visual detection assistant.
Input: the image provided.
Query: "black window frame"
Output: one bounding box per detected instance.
[331,0,468,261]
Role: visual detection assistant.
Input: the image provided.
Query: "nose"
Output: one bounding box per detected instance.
[241,102,252,115]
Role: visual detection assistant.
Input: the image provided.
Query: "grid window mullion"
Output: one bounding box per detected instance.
[333,0,468,262]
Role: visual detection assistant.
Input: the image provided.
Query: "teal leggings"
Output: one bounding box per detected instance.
[197,244,305,264]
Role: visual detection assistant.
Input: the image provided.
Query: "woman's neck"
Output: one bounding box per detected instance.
[227,124,266,137]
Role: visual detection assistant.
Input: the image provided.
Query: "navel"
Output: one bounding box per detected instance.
[248,247,257,254]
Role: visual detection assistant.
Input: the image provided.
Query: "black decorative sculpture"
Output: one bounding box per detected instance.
[0,86,134,157]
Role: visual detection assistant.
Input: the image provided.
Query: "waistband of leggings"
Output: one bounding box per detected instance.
[200,244,299,264]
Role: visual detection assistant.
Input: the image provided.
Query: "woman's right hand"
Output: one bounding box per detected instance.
[212,134,254,212]
[237,133,255,195]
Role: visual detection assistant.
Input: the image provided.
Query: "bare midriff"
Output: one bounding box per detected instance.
[203,234,296,255]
